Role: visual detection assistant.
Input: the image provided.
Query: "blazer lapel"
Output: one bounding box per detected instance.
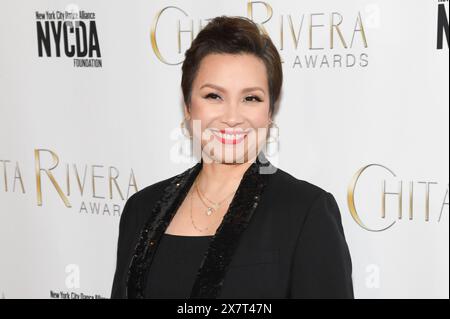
[127,153,272,299]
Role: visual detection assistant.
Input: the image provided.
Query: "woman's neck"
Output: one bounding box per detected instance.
[197,156,256,198]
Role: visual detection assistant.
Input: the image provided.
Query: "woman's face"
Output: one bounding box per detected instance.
[185,53,271,164]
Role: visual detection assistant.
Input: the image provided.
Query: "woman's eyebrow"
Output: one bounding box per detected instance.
[199,83,265,95]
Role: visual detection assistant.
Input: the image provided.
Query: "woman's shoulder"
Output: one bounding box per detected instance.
[269,167,345,240]
[124,164,337,218]
[269,166,332,204]
[119,169,190,227]
[127,171,185,207]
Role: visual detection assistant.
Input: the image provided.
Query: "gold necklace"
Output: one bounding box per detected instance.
[190,190,209,233]
[194,179,237,216]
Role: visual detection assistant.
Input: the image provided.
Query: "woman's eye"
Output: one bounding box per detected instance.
[244,95,263,102]
[205,93,221,100]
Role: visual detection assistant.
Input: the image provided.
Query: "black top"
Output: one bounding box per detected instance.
[111,156,354,299]
[145,233,213,298]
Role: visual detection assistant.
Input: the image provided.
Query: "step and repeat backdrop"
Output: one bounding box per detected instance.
[0,0,448,299]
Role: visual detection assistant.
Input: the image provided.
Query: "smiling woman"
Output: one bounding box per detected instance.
[111,15,354,299]
[181,16,282,116]
[187,53,273,163]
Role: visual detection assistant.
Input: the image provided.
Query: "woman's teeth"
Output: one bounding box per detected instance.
[212,130,247,143]
[218,133,244,139]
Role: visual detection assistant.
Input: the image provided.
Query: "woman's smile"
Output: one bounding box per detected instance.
[210,128,249,145]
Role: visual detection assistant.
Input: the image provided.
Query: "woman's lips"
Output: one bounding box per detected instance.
[211,129,248,145]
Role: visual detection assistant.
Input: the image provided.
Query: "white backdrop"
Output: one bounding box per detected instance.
[0,0,448,299]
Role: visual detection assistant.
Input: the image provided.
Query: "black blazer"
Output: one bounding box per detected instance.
[111,154,354,299]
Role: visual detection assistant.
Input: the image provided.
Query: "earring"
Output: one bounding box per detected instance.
[266,119,279,156]
[179,116,193,157]
[180,116,193,139]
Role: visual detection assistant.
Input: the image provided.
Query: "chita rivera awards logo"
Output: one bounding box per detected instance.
[347,164,449,232]
[149,1,371,69]
[35,4,102,67]
[0,149,138,217]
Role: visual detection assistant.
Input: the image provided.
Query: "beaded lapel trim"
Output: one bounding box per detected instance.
[126,154,272,299]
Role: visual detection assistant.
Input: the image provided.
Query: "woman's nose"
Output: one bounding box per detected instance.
[221,103,244,126]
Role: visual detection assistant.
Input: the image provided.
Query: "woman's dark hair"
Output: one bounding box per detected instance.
[181,16,283,116]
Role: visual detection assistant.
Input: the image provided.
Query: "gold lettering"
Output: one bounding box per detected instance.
[331,12,348,49]
[126,168,138,199]
[350,11,368,48]
[288,14,305,50]
[438,186,449,222]
[347,164,396,232]
[247,1,273,36]
[382,180,402,220]
[177,17,193,54]
[150,6,189,65]
[92,165,105,199]
[13,161,25,193]
[280,15,284,50]
[309,13,325,50]
[109,166,124,200]
[74,164,88,196]
[66,163,70,196]
[34,149,71,207]
[418,181,438,221]
[0,160,10,192]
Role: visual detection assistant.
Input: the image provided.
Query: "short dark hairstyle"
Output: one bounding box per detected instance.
[181,16,283,116]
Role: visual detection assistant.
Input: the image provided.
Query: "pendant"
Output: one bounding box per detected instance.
[206,207,214,216]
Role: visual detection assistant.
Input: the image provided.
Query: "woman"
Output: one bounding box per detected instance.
[111,16,354,299]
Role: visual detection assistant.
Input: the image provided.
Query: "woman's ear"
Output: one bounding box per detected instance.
[183,103,191,119]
